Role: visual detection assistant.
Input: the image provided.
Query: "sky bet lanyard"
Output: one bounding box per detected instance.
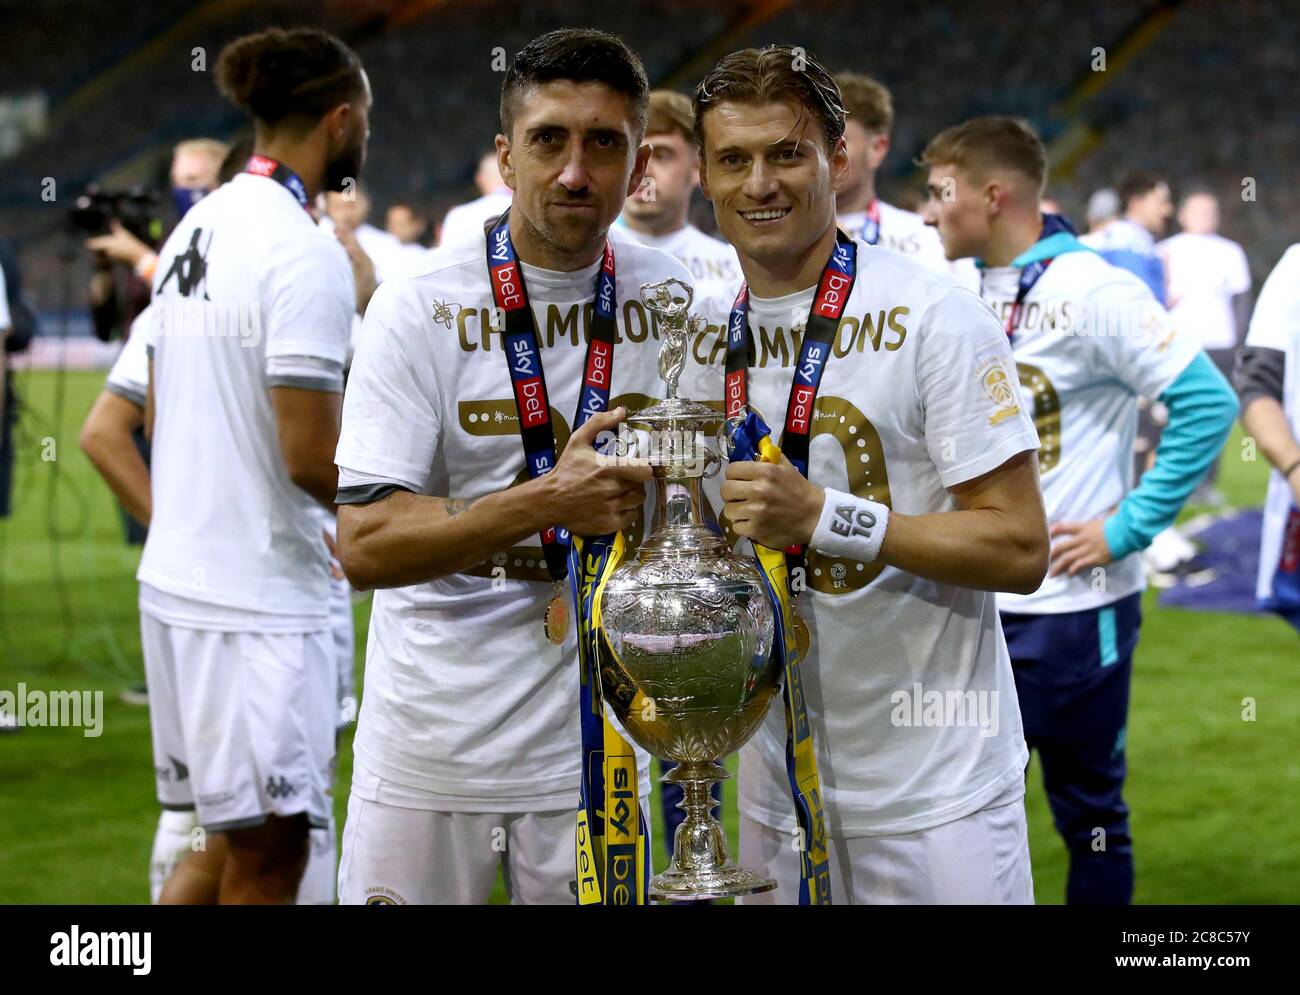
[721,230,855,906]
[858,198,881,246]
[242,155,311,212]
[725,228,858,579]
[485,210,617,586]
[981,212,1078,342]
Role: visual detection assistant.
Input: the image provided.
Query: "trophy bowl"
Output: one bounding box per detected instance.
[596,279,781,901]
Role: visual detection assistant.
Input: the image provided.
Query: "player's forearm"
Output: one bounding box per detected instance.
[875,507,1049,595]
[338,478,552,589]
[287,460,339,514]
[80,424,152,526]
[1241,396,1300,475]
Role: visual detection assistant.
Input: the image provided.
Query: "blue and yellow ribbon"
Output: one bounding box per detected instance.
[729,411,832,905]
[569,531,650,905]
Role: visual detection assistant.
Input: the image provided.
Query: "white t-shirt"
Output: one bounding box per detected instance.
[982,251,1200,615]
[318,217,426,284]
[1243,245,1300,601]
[335,225,692,806]
[687,239,1040,837]
[438,189,514,250]
[138,171,354,628]
[838,199,979,291]
[1158,232,1251,350]
[620,222,741,306]
[1081,218,1156,255]
[104,305,154,407]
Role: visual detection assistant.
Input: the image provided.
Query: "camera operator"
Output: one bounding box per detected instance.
[83,138,228,342]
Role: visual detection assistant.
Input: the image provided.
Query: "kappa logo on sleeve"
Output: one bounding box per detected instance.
[975,354,1022,426]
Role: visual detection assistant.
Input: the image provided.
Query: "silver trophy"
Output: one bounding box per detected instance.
[598,278,780,901]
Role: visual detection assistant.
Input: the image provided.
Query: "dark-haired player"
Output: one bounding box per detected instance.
[690,46,1048,904]
[333,28,692,905]
[138,27,368,904]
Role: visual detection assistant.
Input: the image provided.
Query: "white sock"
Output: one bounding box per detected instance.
[297,813,337,905]
[150,809,198,904]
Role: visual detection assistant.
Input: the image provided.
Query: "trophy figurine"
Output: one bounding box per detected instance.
[597,278,780,901]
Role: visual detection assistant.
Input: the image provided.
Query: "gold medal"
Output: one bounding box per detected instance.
[544,591,569,645]
[792,610,811,659]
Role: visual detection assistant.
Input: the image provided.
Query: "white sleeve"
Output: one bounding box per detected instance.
[0,264,10,330]
[1245,245,1300,353]
[334,280,445,497]
[262,235,354,374]
[104,305,155,406]
[265,353,344,392]
[1228,242,1252,296]
[916,287,1040,488]
[438,204,478,250]
[1087,275,1199,399]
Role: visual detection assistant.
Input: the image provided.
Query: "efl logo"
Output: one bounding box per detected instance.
[786,384,815,434]
[514,376,547,428]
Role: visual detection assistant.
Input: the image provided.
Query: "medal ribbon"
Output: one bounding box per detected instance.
[485,210,617,580]
[859,198,881,246]
[722,230,857,905]
[726,228,857,579]
[242,155,311,212]
[483,212,648,904]
[980,212,1082,342]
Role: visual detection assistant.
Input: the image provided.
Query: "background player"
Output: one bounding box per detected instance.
[139,27,367,903]
[921,116,1238,904]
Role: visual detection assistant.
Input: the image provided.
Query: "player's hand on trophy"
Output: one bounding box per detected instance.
[721,452,824,550]
[548,406,653,537]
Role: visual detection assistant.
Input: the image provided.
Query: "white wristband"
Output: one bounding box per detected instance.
[811,488,889,564]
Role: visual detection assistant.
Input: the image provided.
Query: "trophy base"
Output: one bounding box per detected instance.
[650,760,777,903]
[650,864,777,902]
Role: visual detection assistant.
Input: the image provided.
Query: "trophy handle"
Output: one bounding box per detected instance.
[718,412,747,460]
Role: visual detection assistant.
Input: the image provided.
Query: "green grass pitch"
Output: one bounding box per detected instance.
[0,368,1296,903]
